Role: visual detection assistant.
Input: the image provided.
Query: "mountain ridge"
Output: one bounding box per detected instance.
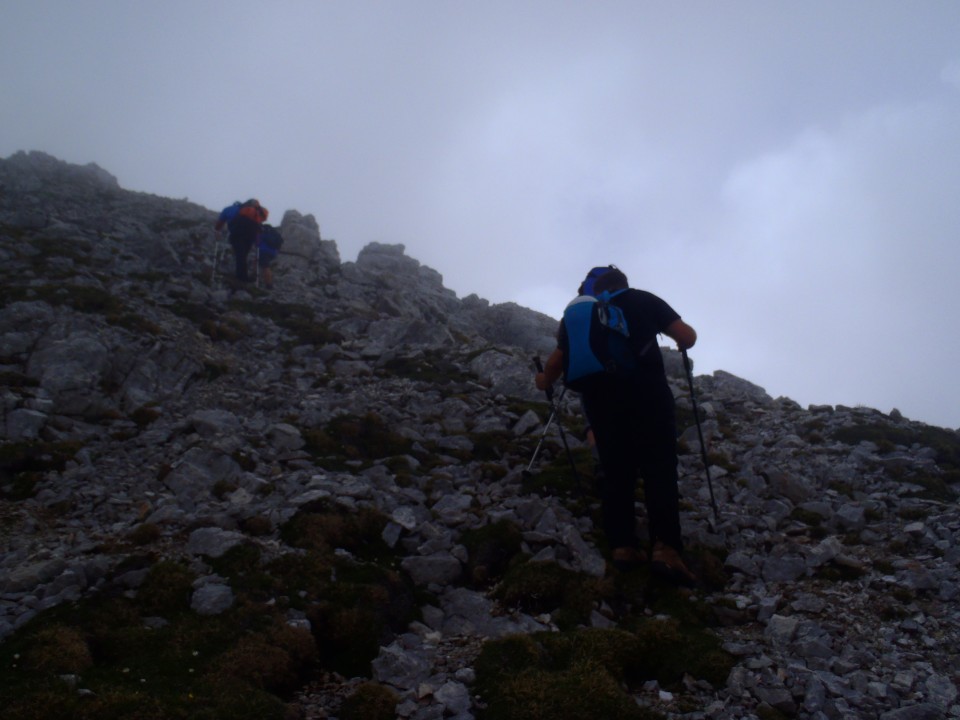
[1,150,958,719]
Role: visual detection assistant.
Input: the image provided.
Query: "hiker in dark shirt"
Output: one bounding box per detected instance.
[215,199,268,283]
[535,267,698,583]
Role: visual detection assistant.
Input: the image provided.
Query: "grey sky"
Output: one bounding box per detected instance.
[3,1,960,428]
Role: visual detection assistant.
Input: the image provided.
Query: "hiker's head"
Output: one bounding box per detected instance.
[592,267,628,294]
[578,265,619,296]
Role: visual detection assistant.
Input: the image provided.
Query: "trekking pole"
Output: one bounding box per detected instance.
[212,230,223,289]
[524,396,562,476]
[682,350,719,525]
[530,356,583,494]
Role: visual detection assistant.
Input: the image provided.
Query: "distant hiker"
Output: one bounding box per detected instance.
[256,223,284,289]
[215,199,269,283]
[535,266,698,584]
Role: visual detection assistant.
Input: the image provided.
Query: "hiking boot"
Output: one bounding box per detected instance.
[610,546,647,571]
[651,541,697,586]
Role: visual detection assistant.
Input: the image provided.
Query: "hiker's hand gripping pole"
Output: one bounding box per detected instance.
[682,350,719,525]
[533,356,555,401]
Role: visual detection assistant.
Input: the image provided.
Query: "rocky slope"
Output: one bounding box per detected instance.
[1,151,958,719]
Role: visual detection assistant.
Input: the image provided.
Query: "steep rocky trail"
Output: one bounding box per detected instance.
[1,152,958,719]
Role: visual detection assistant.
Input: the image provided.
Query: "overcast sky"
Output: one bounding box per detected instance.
[3,1,960,429]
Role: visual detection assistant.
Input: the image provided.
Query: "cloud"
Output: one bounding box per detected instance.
[684,88,960,421]
[3,1,960,427]
[941,60,960,90]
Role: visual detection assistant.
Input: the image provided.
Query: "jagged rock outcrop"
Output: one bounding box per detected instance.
[1,151,959,719]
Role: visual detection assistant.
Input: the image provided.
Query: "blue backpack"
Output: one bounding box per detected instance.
[259,224,284,251]
[218,201,242,224]
[562,289,655,391]
[220,200,267,234]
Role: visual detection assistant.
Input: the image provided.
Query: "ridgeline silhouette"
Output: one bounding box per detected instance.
[1,151,958,719]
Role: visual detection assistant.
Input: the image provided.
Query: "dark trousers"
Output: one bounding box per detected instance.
[229,234,255,281]
[583,382,683,552]
[228,217,259,281]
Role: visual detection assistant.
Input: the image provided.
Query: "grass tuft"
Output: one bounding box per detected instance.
[493,560,600,630]
[461,519,525,587]
[340,682,399,720]
[474,632,666,720]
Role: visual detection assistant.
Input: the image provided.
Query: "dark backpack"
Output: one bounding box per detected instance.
[227,199,268,237]
[260,224,284,250]
[562,289,655,391]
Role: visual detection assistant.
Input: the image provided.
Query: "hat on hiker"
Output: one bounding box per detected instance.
[578,265,618,297]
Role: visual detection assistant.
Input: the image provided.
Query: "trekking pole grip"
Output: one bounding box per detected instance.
[532,356,554,401]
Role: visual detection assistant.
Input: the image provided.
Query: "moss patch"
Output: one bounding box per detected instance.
[493,560,601,630]
[0,500,422,720]
[130,405,162,428]
[899,473,957,502]
[303,412,413,466]
[276,502,419,675]
[0,560,313,720]
[228,299,343,347]
[832,420,960,473]
[628,615,733,687]
[9,283,126,317]
[461,519,525,587]
[306,562,418,677]
[0,440,83,500]
[474,631,667,720]
[340,682,399,720]
[280,501,390,560]
[520,446,594,501]
[379,350,472,385]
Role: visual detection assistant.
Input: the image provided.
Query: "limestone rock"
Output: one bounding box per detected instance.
[2,152,960,720]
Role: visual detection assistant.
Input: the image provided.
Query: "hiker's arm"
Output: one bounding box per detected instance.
[664,319,696,351]
[536,348,564,391]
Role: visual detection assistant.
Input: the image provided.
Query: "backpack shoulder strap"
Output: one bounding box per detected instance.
[595,290,630,337]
